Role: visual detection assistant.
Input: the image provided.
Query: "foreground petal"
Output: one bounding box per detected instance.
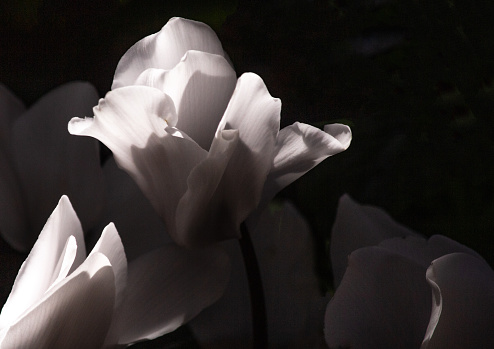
[0,253,115,349]
[325,246,432,349]
[113,17,226,89]
[421,253,494,349]
[69,86,207,235]
[135,50,237,150]
[330,194,418,287]
[12,82,104,244]
[263,122,351,201]
[112,245,230,346]
[0,196,85,328]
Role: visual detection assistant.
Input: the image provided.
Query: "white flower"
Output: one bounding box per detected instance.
[0,196,230,348]
[68,17,351,248]
[0,82,105,252]
[325,195,494,349]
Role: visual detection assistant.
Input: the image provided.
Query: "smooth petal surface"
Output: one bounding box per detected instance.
[135,50,237,150]
[0,196,85,329]
[0,83,25,149]
[325,246,432,349]
[11,82,105,248]
[0,253,115,349]
[69,86,207,236]
[330,194,418,286]
[113,17,226,89]
[112,245,230,346]
[264,122,352,201]
[421,253,494,349]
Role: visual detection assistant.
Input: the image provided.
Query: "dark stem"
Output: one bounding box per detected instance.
[239,221,268,349]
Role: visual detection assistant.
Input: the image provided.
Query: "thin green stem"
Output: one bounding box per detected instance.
[239,221,268,349]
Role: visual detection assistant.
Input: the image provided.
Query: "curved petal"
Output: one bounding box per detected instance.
[0,253,115,349]
[421,253,494,349]
[69,86,207,237]
[0,83,25,149]
[0,196,85,329]
[263,122,352,201]
[215,73,281,232]
[99,157,171,261]
[88,223,127,311]
[135,50,237,150]
[325,246,432,349]
[330,194,418,287]
[175,129,239,246]
[112,17,226,89]
[11,82,105,246]
[112,244,230,346]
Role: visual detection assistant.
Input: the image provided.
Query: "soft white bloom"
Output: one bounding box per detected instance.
[189,201,328,348]
[68,17,351,248]
[325,195,494,349]
[0,82,105,252]
[0,196,230,348]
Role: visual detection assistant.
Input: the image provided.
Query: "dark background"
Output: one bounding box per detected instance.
[1,0,494,346]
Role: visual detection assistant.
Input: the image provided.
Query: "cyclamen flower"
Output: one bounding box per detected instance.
[68,17,351,248]
[325,195,494,349]
[0,196,230,348]
[0,82,105,252]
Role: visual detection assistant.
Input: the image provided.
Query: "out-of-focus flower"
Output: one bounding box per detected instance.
[325,194,494,349]
[0,82,105,252]
[68,17,352,248]
[0,196,230,348]
[189,201,328,348]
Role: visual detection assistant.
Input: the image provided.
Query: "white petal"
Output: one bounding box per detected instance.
[88,223,127,311]
[11,81,104,246]
[135,50,237,150]
[113,17,226,89]
[0,253,115,349]
[330,194,418,287]
[421,253,494,349]
[112,245,230,346]
[0,196,85,329]
[69,86,207,237]
[325,246,432,349]
[263,122,351,201]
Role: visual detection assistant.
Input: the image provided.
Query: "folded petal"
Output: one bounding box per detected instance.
[263,122,351,201]
[325,246,432,349]
[99,157,171,261]
[215,73,281,232]
[113,17,226,89]
[421,253,494,349]
[330,194,418,287]
[0,196,85,329]
[112,245,230,346]
[0,253,115,349]
[69,86,207,235]
[11,82,105,246]
[135,50,237,150]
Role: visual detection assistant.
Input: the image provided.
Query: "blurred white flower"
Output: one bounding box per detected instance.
[68,17,352,248]
[325,194,494,349]
[0,196,230,348]
[0,82,105,252]
[189,201,328,348]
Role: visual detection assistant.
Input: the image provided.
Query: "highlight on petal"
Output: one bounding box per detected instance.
[135,50,237,150]
[330,194,418,286]
[421,253,494,349]
[0,253,115,349]
[113,17,226,89]
[264,122,352,202]
[0,196,85,329]
[325,246,432,349]
[112,245,230,346]
[11,81,104,245]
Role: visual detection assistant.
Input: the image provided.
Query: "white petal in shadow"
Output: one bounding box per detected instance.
[112,17,226,89]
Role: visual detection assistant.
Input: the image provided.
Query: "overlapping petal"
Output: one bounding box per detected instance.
[113,17,227,89]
